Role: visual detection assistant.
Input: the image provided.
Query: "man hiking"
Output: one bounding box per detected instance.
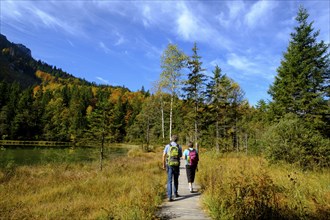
[162,135,182,201]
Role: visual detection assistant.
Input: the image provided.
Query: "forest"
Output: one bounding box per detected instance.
[0,7,329,170]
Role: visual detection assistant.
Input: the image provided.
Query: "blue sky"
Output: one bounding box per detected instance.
[1,0,329,106]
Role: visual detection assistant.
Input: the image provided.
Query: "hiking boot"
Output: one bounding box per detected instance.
[168,198,173,202]
[174,194,180,198]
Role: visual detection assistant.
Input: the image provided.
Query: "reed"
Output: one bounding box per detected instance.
[0,148,166,219]
[198,151,330,219]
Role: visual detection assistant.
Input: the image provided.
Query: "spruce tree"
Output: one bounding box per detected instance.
[182,42,207,144]
[269,6,329,133]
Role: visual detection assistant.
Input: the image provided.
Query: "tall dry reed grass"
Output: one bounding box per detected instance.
[0,148,166,219]
[198,151,330,220]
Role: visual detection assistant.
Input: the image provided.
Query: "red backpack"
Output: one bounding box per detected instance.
[189,149,199,166]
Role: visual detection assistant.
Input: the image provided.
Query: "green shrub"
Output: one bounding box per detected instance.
[262,113,330,169]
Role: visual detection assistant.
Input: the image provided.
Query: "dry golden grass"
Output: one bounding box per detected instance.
[198,151,330,220]
[0,148,166,219]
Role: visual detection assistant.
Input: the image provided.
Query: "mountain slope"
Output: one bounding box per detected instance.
[0,34,90,88]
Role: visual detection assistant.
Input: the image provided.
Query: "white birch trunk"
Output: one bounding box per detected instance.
[169,94,173,141]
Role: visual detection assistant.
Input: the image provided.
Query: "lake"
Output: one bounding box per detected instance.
[0,145,130,168]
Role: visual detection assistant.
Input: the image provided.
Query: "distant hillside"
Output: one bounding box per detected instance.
[0,34,91,88]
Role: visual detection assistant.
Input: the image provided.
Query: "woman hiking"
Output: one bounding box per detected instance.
[183,141,199,193]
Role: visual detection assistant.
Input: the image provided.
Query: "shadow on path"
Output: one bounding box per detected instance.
[157,158,210,220]
[173,192,201,201]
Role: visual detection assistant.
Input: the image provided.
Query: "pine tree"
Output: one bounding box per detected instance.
[206,65,245,151]
[182,42,207,144]
[269,6,329,133]
[85,89,112,171]
[206,65,228,151]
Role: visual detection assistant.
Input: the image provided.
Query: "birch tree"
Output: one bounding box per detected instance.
[160,43,188,140]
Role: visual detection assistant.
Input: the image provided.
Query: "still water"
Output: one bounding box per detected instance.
[0,146,129,168]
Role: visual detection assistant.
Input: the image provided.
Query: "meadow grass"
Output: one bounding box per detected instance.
[198,151,330,220]
[0,148,166,219]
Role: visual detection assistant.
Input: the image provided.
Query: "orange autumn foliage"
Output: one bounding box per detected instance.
[35,70,54,82]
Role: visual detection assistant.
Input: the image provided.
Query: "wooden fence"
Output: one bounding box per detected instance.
[0,140,72,147]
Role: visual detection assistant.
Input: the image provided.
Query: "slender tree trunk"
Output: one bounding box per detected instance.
[235,117,238,152]
[194,95,198,145]
[146,116,150,150]
[161,95,165,141]
[245,133,248,155]
[100,129,104,171]
[169,94,173,141]
[216,113,219,152]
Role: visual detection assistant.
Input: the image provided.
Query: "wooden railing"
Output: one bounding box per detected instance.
[0,140,72,147]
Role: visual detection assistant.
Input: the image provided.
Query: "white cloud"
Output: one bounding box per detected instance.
[2,1,84,36]
[99,42,111,54]
[34,8,77,34]
[228,0,245,19]
[96,77,109,84]
[225,52,276,82]
[67,40,74,47]
[134,36,163,59]
[227,53,256,72]
[216,1,245,29]
[210,58,223,67]
[176,4,199,41]
[174,3,234,51]
[142,4,152,27]
[276,27,291,42]
[245,0,278,28]
[114,32,125,46]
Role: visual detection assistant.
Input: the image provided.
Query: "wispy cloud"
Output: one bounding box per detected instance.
[114,32,125,46]
[217,0,245,29]
[227,53,257,72]
[225,52,277,82]
[2,1,84,36]
[245,0,278,28]
[99,42,111,54]
[2,0,328,106]
[134,36,163,59]
[176,3,199,41]
[96,77,109,84]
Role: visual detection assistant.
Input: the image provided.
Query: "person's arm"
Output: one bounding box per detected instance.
[162,153,166,169]
[179,146,183,158]
[162,145,168,169]
[182,149,186,160]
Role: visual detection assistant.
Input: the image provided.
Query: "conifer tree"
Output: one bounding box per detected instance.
[206,65,228,151]
[269,6,329,133]
[182,42,207,144]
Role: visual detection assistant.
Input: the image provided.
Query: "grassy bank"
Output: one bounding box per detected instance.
[198,151,330,220]
[0,148,166,219]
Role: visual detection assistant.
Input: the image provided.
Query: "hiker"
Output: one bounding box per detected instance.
[183,141,199,193]
[162,135,182,201]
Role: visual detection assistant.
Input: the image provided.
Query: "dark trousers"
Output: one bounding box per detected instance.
[185,165,197,183]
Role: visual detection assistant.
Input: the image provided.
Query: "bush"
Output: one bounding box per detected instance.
[262,113,330,169]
